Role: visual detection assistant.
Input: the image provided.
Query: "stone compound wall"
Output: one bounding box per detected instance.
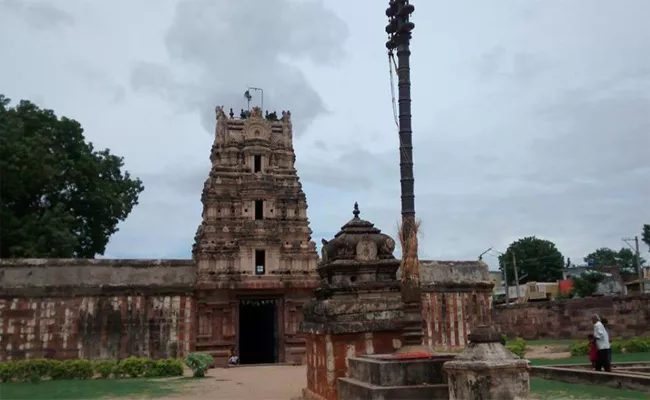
[304,332,400,400]
[493,294,650,340]
[0,259,196,361]
[419,261,494,349]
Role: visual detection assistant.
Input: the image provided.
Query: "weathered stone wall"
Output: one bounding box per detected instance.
[419,261,494,349]
[304,332,400,400]
[493,294,650,340]
[0,259,196,361]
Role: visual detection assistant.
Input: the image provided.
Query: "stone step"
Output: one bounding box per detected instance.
[337,377,449,400]
[347,353,455,387]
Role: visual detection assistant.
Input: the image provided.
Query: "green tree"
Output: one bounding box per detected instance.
[0,95,144,258]
[572,271,605,298]
[584,247,646,275]
[643,224,650,252]
[499,236,565,285]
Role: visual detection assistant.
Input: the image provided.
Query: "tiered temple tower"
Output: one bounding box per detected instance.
[192,106,319,365]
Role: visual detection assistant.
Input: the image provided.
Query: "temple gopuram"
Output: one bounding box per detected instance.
[191,106,319,364]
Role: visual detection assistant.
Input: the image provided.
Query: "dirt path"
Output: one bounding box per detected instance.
[526,344,571,360]
[161,365,305,400]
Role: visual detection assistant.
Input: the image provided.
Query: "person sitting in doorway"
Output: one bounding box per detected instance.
[592,314,611,372]
[228,347,240,366]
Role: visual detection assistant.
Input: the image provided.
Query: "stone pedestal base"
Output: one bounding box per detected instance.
[445,359,530,400]
[443,325,531,400]
[337,353,456,400]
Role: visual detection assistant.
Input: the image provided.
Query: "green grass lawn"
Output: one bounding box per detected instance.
[529,351,650,366]
[0,378,186,400]
[528,353,650,399]
[531,378,649,399]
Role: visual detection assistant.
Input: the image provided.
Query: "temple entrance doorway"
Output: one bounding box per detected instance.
[238,298,278,364]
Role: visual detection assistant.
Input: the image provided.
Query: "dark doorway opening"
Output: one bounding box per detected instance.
[255,200,264,220]
[238,299,277,364]
[255,249,266,275]
[254,155,262,173]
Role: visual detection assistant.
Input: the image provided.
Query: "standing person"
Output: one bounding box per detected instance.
[601,317,613,366]
[592,314,611,372]
[588,334,598,370]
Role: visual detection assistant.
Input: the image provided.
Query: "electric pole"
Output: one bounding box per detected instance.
[501,258,510,305]
[386,0,427,354]
[512,253,521,303]
[623,236,644,293]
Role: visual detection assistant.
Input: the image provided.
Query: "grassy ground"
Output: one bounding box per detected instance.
[529,352,650,399]
[529,351,650,366]
[0,377,185,400]
[531,378,649,399]
[1,353,649,400]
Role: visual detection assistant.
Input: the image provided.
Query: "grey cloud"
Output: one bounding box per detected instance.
[1,0,74,30]
[130,0,348,136]
[528,80,650,182]
[475,47,542,83]
[299,148,397,191]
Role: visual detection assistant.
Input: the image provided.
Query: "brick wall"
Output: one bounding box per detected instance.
[422,291,492,349]
[0,295,194,361]
[0,259,197,361]
[493,294,650,340]
[419,260,494,349]
[304,331,400,400]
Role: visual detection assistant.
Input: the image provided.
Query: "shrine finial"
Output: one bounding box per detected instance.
[353,202,360,219]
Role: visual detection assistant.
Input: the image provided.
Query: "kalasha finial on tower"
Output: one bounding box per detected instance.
[385,0,415,50]
[353,202,360,219]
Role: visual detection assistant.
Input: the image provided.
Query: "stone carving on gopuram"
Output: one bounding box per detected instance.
[192,106,318,365]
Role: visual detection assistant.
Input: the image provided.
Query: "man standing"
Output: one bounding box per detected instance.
[592,314,611,372]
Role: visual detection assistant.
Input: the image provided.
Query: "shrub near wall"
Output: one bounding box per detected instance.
[505,337,527,358]
[0,357,183,383]
[569,337,650,356]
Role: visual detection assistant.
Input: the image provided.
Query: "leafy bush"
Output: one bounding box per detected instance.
[0,357,184,383]
[93,360,117,379]
[570,336,650,356]
[116,357,148,378]
[149,358,184,377]
[555,290,574,300]
[623,337,650,353]
[569,340,590,356]
[51,360,93,380]
[0,362,11,382]
[505,337,527,358]
[13,359,56,383]
[184,353,214,378]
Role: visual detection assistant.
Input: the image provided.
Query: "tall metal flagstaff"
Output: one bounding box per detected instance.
[385,0,430,354]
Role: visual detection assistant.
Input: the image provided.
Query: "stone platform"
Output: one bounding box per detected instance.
[337,353,456,400]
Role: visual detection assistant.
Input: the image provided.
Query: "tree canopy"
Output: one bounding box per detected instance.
[499,236,565,285]
[572,271,605,298]
[0,95,144,258]
[643,224,650,252]
[584,247,646,275]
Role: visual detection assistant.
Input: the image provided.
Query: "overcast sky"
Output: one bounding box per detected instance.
[1,0,649,270]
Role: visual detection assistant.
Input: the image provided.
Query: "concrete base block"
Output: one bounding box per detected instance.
[338,377,449,400]
[337,353,456,400]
